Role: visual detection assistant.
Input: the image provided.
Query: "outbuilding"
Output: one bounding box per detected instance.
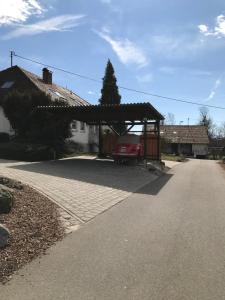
[159,125,209,157]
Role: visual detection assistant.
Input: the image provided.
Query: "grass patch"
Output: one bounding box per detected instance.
[161,154,186,162]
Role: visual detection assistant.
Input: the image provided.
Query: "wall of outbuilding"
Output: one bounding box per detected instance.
[0,107,13,135]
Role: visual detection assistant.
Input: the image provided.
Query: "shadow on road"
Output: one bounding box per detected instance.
[135,173,173,195]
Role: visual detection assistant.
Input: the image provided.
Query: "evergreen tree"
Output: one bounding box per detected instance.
[99,60,126,135]
[99,60,121,105]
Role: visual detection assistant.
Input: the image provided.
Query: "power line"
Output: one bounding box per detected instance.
[12,52,225,111]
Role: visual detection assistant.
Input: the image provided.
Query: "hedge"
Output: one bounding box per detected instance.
[0,142,61,162]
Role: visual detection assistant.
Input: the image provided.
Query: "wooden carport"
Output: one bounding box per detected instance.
[38,103,164,160]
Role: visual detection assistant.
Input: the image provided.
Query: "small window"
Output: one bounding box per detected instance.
[54,91,64,98]
[80,122,85,131]
[71,120,77,130]
[1,81,14,88]
[48,89,65,99]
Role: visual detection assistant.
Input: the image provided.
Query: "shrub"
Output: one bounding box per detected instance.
[177,155,186,162]
[0,142,61,162]
[2,90,72,144]
[64,140,83,155]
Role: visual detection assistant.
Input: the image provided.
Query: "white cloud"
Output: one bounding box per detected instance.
[198,24,208,34]
[199,14,225,38]
[2,14,85,39]
[215,15,225,36]
[0,0,43,25]
[150,34,207,60]
[205,78,221,101]
[96,30,148,68]
[88,91,95,95]
[137,73,153,83]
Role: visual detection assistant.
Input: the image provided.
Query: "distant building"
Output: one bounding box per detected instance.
[0,65,98,152]
[159,125,209,157]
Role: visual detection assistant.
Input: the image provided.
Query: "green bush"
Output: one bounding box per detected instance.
[64,140,83,155]
[177,154,186,162]
[2,90,72,143]
[0,142,62,161]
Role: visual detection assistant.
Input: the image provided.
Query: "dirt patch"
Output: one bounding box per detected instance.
[0,179,64,284]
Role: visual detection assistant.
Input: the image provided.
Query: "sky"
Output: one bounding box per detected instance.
[0,0,224,126]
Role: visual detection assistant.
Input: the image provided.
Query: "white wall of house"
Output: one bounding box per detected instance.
[69,120,98,152]
[0,106,13,135]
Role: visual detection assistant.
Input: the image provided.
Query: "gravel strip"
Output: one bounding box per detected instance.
[0,178,65,284]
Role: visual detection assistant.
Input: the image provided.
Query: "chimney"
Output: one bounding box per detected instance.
[42,67,52,84]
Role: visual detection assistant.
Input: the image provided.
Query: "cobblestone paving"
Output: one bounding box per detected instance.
[0,157,157,224]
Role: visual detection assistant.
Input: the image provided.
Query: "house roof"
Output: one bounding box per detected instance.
[37,103,164,123]
[159,125,209,144]
[0,65,89,106]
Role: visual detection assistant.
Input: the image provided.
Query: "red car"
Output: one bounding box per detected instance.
[112,135,144,163]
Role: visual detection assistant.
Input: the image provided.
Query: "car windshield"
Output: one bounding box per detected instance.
[117,135,140,144]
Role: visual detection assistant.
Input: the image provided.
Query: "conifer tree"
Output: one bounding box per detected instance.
[99,60,121,105]
[99,60,126,135]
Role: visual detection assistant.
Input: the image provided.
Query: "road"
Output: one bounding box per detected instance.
[1,159,225,300]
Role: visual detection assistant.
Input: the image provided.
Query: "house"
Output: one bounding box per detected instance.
[0,65,98,152]
[159,125,209,157]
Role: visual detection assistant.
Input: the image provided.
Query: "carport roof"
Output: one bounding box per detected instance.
[37,102,164,123]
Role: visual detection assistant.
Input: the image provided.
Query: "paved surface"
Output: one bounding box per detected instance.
[1,159,225,300]
[0,157,157,223]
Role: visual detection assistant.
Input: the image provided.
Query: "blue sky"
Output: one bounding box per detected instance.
[0,0,224,126]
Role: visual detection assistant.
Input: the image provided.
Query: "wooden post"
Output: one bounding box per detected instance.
[156,120,160,161]
[98,123,103,158]
[144,119,147,159]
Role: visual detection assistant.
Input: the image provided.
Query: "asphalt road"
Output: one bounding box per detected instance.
[1,159,225,300]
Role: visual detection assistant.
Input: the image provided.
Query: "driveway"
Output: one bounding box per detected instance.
[0,157,157,224]
[1,159,225,300]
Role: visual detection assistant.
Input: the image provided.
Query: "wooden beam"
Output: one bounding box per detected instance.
[98,123,103,157]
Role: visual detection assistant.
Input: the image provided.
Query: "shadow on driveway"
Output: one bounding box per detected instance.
[7,158,173,195]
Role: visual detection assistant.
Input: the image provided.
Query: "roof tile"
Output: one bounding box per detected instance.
[159,125,209,144]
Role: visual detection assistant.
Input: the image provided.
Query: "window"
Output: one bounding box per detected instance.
[1,81,14,88]
[71,120,77,130]
[80,122,85,131]
[48,89,65,100]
